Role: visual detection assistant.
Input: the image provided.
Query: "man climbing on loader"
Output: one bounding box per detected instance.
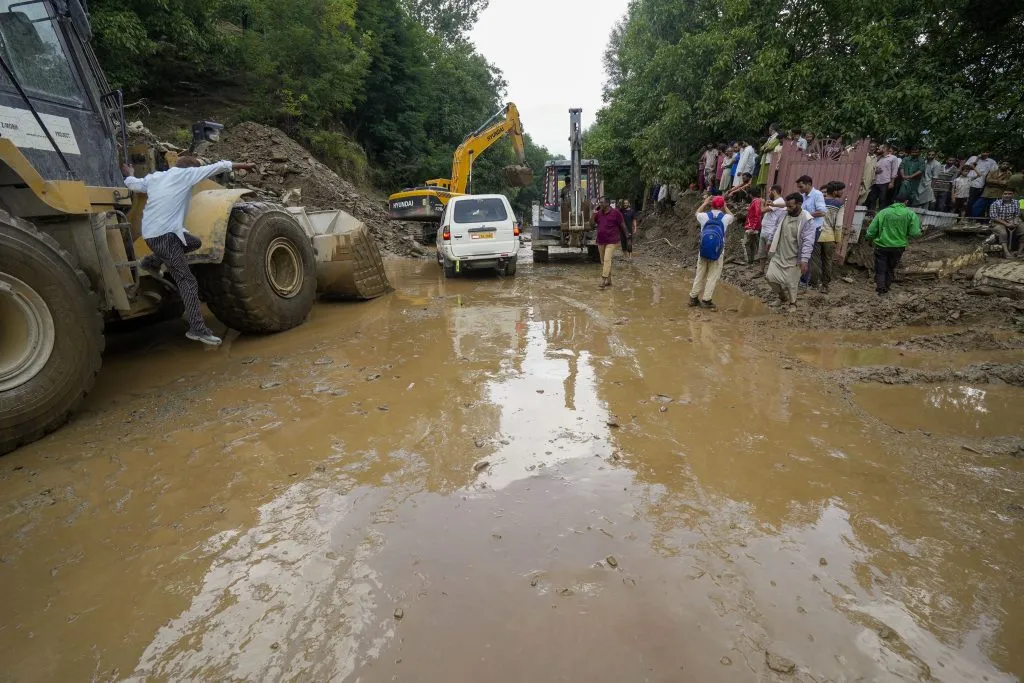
[121,157,256,346]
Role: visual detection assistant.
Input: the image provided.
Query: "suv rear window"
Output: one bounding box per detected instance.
[453,198,508,223]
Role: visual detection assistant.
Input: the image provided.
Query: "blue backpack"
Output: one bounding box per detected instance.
[699,211,726,260]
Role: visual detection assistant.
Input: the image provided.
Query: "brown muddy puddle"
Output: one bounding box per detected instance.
[1,252,1022,682]
[853,383,1024,438]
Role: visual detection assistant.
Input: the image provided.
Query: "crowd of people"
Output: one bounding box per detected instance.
[597,126,1022,312]
[694,127,1024,220]
[676,126,1022,311]
[683,170,923,312]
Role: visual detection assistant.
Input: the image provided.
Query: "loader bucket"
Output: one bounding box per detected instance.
[502,164,534,187]
[286,207,393,300]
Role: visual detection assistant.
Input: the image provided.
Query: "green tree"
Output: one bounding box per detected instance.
[594,0,1024,191]
[403,0,490,44]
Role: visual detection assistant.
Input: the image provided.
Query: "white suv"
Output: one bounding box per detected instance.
[436,194,519,277]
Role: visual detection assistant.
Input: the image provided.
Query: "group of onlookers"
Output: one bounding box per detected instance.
[696,129,1024,224]
[859,145,1024,219]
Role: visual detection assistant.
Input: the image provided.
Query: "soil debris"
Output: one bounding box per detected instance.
[839,362,1024,387]
[766,650,797,674]
[209,122,421,258]
[393,608,404,620]
[605,555,618,568]
[473,460,490,472]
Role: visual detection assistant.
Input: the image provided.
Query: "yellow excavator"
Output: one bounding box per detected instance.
[388,103,533,242]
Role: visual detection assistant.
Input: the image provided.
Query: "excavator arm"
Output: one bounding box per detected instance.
[449,103,532,194]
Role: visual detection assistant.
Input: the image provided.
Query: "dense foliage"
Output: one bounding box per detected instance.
[88,0,548,205]
[588,0,1024,198]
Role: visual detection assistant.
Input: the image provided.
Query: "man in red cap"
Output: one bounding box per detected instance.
[689,194,734,310]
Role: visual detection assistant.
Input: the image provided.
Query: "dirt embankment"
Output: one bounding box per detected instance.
[839,361,1024,387]
[129,118,422,258]
[634,192,1024,332]
[208,122,422,258]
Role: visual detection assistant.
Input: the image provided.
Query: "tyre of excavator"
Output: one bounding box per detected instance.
[420,223,439,245]
[198,202,317,333]
[0,213,104,455]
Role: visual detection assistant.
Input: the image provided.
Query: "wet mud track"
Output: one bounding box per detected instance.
[1,251,1022,681]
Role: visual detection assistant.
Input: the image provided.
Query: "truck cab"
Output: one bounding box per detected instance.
[530,159,602,262]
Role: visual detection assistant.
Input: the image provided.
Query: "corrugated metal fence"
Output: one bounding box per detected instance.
[770,139,869,258]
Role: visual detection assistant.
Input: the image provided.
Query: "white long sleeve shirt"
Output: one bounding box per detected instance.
[123,160,234,242]
[735,145,756,182]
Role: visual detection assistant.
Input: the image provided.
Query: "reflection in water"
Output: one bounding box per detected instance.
[854,383,1024,437]
[128,480,389,681]
[927,385,988,413]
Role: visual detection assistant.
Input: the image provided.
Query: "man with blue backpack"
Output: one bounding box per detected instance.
[689,195,734,310]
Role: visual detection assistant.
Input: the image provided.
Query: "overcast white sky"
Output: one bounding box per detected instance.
[469,0,630,157]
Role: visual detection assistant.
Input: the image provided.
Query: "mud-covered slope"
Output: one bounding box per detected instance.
[208,122,421,258]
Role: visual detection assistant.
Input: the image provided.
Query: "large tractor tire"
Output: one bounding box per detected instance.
[198,202,317,333]
[0,214,103,455]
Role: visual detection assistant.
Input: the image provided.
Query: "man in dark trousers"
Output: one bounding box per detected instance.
[123,156,256,345]
[864,199,922,296]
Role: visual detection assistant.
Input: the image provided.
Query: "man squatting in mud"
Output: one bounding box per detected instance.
[122,157,256,346]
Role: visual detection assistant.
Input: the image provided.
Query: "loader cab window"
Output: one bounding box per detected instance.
[0,0,83,105]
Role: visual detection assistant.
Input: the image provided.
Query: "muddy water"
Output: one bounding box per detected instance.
[1,252,1022,682]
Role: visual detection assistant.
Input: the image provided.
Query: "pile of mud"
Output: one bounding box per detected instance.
[839,361,1024,387]
[634,192,1022,332]
[208,122,422,258]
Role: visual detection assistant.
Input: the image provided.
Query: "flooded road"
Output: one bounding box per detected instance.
[1,252,1022,682]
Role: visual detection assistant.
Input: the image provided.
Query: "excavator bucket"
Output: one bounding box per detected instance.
[502,164,534,187]
[286,207,392,300]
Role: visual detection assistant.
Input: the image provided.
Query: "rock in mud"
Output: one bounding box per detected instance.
[241,357,259,365]
[606,416,621,428]
[314,358,334,366]
[818,557,828,566]
[473,460,490,472]
[765,651,796,674]
[260,381,282,390]
[557,587,574,597]
[659,406,668,413]
[605,555,618,568]
[877,626,895,640]
[720,656,732,666]
[365,373,381,382]
[393,608,404,620]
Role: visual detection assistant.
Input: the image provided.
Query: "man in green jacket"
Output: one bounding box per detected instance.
[865,201,922,296]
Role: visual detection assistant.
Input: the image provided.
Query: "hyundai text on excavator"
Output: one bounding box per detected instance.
[0,0,390,455]
[531,108,603,263]
[388,102,533,243]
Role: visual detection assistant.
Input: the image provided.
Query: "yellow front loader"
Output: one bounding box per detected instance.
[0,1,389,455]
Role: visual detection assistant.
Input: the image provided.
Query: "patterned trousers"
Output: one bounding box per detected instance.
[143,232,213,336]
